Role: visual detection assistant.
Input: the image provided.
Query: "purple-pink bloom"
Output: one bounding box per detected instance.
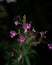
[10,35,14,38]
[48,44,52,49]
[40,31,47,38]
[10,30,16,38]
[14,20,20,26]
[23,23,31,30]
[18,35,25,43]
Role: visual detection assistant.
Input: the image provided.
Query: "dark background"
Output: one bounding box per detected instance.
[0,0,52,65]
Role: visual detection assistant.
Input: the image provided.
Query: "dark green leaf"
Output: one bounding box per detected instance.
[21,56,25,65]
[24,55,31,65]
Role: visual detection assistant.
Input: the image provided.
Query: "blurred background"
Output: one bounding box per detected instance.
[0,0,52,65]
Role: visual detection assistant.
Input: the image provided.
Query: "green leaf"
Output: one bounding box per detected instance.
[24,55,31,65]
[21,56,25,65]
[11,40,19,49]
[21,45,29,56]
[5,63,9,65]
[0,41,8,50]
[11,59,18,65]
[31,49,38,56]
[29,49,39,59]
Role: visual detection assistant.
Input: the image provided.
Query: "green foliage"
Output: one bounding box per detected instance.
[24,55,31,65]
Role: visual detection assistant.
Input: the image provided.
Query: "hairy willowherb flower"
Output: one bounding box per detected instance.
[10,30,17,38]
[40,31,47,38]
[18,35,25,43]
[14,20,20,26]
[10,35,14,38]
[48,43,52,49]
[23,23,31,30]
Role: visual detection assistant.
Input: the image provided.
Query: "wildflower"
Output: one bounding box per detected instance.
[18,35,25,43]
[48,44,52,49]
[14,20,20,26]
[40,31,47,38]
[23,23,31,30]
[10,35,14,38]
[10,30,16,38]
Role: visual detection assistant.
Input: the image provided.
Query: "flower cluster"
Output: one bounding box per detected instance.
[10,15,47,45]
[10,30,17,38]
[9,14,52,62]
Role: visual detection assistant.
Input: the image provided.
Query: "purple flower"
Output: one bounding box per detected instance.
[40,31,47,38]
[14,20,20,26]
[48,44,52,49]
[23,23,31,30]
[18,35,25,43]
[10,30,16,38]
